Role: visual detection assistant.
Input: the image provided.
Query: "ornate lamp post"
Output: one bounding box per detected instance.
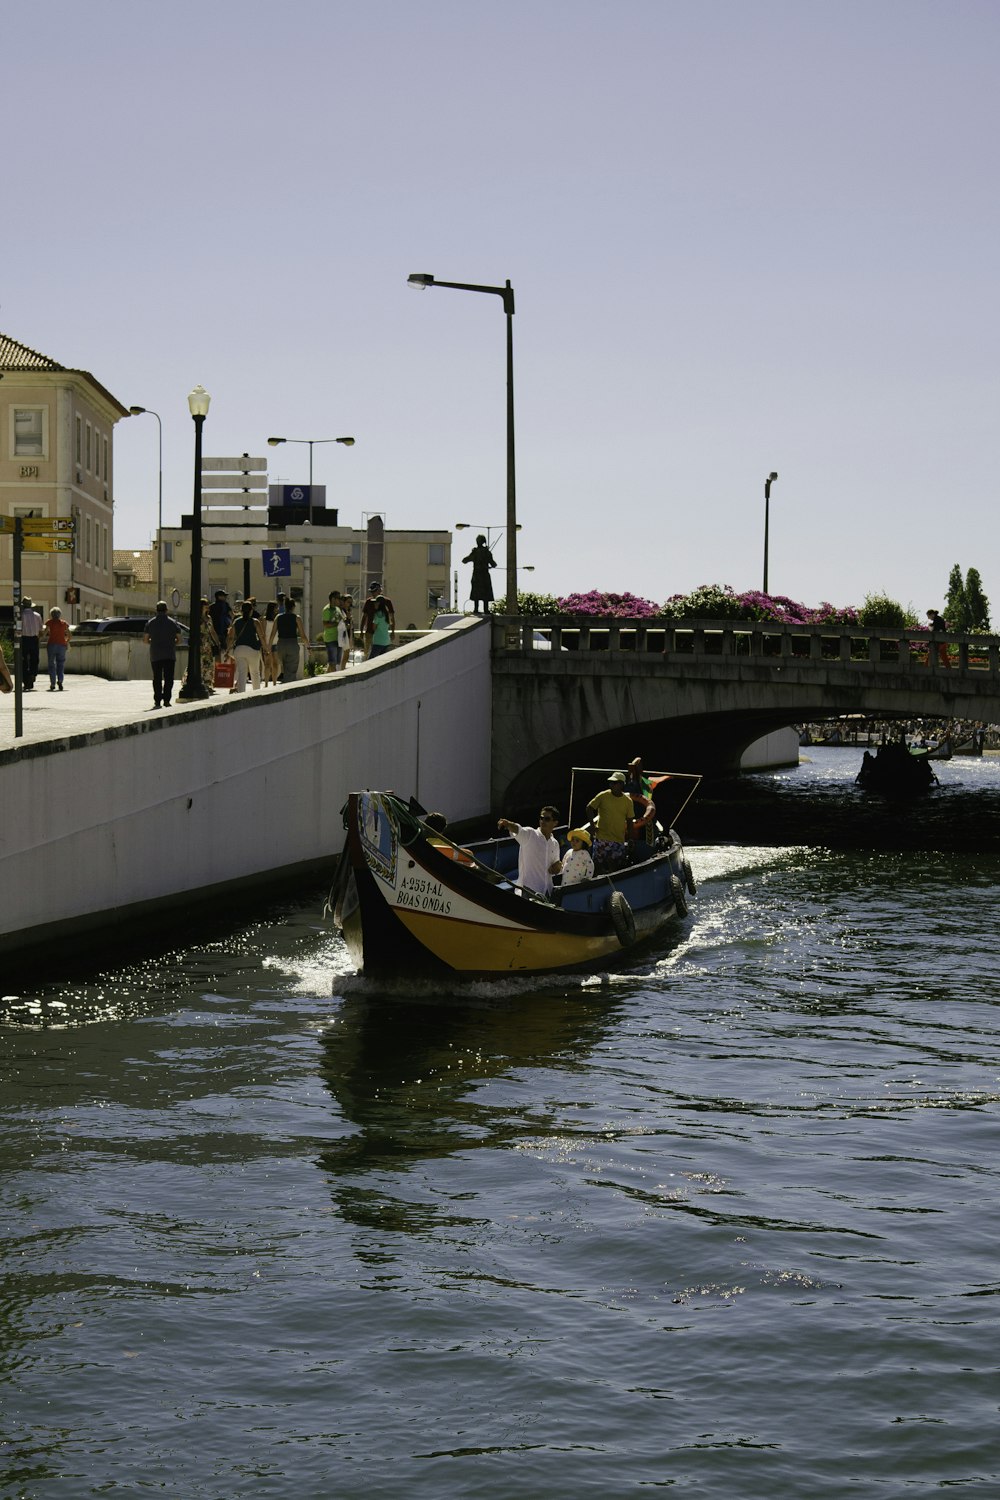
[127,405,163,600]
[762,471,779,595]
[408,272,518,613]
[177,386,211,701]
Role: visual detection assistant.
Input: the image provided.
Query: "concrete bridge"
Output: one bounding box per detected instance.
[5,613,999,956]
[489,616,1000,807]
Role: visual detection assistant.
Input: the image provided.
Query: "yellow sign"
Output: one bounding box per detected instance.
[21,517,74,534]
[22,537,74,553]
[0,516,14,534]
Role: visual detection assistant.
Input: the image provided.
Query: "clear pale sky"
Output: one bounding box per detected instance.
[5,0,997,614]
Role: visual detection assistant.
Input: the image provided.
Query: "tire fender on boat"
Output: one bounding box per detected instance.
[670,874,689,917]
[682,857,697,896]
[610,891,636,947]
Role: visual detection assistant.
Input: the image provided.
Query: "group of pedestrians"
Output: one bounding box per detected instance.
[5,599,71,693]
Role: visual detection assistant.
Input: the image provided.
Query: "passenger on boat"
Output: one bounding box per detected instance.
[424,811,475,865]
[559,829,594,887]
[496,807,562,898]
[586,773,634,871]
[623,756,656,848]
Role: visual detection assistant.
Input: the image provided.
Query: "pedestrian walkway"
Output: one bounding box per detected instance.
[1,675,246,753]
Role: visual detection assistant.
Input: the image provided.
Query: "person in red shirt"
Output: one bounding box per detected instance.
[42,607,71,691]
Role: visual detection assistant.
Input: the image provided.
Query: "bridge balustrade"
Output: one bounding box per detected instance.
[492,617,1000,678]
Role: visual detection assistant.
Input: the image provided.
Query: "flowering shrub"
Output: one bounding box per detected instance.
[556,590,661,619]
[659,583,859,625]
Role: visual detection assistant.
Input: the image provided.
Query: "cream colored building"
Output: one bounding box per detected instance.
[158,512,452,636]
[0,332,128,621]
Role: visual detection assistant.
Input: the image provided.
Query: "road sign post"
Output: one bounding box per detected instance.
[2,514,76,738]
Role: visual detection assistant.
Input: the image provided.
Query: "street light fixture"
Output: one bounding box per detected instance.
[266,435,356,633]
[762,471,779,595]
[127,405,163,600]
[267,435,355,488]
[177,385,211,702]
[408,272,519,613]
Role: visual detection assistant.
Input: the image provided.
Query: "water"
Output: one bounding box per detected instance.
[3,749,1000,1497]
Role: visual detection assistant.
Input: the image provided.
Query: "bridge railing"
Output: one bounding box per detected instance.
[492,616,1000,677]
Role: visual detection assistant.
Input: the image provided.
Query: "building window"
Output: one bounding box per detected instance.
[428,586,447,610]
[85,517,92,564]
[347,541,362,566]
[428,542,446,566]
[103,436,108,482]
[103,525,109,570]
[13,505,43,519]
[163,541,173,563]
[13,408,46,458]
[86,424,92,471]
[76,416,82,464]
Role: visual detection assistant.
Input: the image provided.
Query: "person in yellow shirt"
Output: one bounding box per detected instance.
[586,772,633,871]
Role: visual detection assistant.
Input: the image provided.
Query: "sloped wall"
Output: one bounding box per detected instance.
[1,622,491,953]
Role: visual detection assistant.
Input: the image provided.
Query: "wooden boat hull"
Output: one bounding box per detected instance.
[336,791,693,978]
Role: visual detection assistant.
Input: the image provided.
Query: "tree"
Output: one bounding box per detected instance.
[964,568,991,632]
[945,564,965,629]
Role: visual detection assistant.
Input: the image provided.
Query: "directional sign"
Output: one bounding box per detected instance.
[0,516,14,534]
[22,536,74,553]
[200,473,268,489]
[21,517,74,534]
[263,548,292,578]
[201,456,268,472]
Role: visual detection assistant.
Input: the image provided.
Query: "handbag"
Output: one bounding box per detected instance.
[214,659,235,689]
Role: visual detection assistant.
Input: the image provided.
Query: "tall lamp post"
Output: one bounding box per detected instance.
[267,435,355,633]
[127,405,163,600]
[408,273,518,613]
[762,471,779,595]
[177,386,211,701]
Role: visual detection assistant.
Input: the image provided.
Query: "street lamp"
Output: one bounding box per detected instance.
[267,435,355,488]
[266,435,355,636]
[177,386,211,702]
[408,272,519,613]
[128,405,163,600]
[762,471,779,595]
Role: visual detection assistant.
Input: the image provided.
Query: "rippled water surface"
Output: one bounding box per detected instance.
[3,750,1000,1497]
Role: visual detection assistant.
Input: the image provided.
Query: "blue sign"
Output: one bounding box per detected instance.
[263,548,291,577]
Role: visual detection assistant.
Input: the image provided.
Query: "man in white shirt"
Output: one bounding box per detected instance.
[497,806,562,898]
[20,598,43,690]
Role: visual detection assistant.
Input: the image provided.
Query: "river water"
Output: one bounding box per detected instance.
[3,748,1000,1498]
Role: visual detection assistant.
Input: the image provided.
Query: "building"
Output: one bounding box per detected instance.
[159,496,451,635]
[0,332,128,621]
[112,548,156,619]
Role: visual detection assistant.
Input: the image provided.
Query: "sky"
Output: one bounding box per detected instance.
[4,0,998,614]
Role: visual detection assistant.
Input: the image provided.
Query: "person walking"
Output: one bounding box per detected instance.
[339,596,354,669]
[367,595,395,659]
[321,592,344,674]
[361,583,394,659]
[208,590,232,659]
[227,601,267,692]
[19,598,42,690]
[261,601,279,685]
[143,601,183,708]
[273,597,309,683]
[199,599,220,693]
[41,607,70,691]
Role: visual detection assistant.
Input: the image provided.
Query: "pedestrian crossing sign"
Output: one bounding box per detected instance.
[263,548,291,577]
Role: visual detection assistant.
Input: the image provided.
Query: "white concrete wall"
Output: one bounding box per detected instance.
[740,727,800,770]
[1,621,491,952]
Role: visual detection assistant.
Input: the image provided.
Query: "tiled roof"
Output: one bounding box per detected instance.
[113,548,155,584]
[0,333,64,370]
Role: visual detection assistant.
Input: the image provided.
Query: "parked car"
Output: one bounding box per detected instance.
[71,617,190,643]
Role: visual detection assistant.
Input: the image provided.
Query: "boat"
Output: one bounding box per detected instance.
[855,742,938,796]
[331,768,701,978]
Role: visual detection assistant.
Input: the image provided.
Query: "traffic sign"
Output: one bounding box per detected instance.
[22,537,74,553]
[21,517,74,534]
[0,517,14,534]
[263,549,292,577]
